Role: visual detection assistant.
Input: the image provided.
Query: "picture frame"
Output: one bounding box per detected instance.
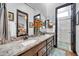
[8,12,14,21]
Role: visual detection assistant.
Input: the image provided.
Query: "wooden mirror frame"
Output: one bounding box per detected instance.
[16,9,28,37]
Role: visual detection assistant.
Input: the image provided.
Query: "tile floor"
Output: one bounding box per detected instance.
[48,48,66,56]
[48,48,76,56]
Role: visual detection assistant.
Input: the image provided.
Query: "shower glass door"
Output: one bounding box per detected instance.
[56,4,76,52]
[57,5,71,51]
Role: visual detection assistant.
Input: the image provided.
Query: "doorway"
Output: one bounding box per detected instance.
[55,3,76,53]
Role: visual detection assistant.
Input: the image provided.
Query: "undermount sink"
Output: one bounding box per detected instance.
[21,40,37,46]
[45,34,51,36]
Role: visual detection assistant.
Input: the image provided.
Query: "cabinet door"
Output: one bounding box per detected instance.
[47,37,53,43]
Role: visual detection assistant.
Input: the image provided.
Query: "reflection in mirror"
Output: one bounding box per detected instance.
[45,20,53,28]
[34,14,41,35]
[45,20,49,28]
[17,10,28,37]
[48,21,53,28]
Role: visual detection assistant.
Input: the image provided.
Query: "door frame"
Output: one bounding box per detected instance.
[55,3,76,53]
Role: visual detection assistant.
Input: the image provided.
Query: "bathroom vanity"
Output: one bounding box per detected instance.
[18,34,54,56]
[0,34,54,56]
[17,34,54,56]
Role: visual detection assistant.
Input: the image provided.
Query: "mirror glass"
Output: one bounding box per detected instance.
[17,10,28,37]
[34,14,41,35]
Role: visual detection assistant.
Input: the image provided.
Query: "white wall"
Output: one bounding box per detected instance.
[76,3,79,55]
[6,3,45,38]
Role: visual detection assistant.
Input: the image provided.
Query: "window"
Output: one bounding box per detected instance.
[58,11,68,18]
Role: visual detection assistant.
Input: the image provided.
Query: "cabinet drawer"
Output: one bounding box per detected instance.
[47,37,53,43]
[47,42,52,49]
[51,40,54,47]
[38,47,46,56]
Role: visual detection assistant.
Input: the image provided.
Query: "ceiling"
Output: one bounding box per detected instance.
[27,3,64,20]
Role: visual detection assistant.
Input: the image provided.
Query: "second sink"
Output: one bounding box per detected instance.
[21,40,37,46]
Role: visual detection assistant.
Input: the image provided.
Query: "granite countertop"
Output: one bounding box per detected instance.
[0,34,54,56]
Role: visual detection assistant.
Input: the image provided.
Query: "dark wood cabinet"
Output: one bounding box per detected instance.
[19,35,54,56]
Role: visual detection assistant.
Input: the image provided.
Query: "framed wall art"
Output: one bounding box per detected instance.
[8,12,14,21]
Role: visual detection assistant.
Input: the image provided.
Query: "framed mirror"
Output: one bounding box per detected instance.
[45,20,53,28]
[17,9,28,37]
[33,14,41,35]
